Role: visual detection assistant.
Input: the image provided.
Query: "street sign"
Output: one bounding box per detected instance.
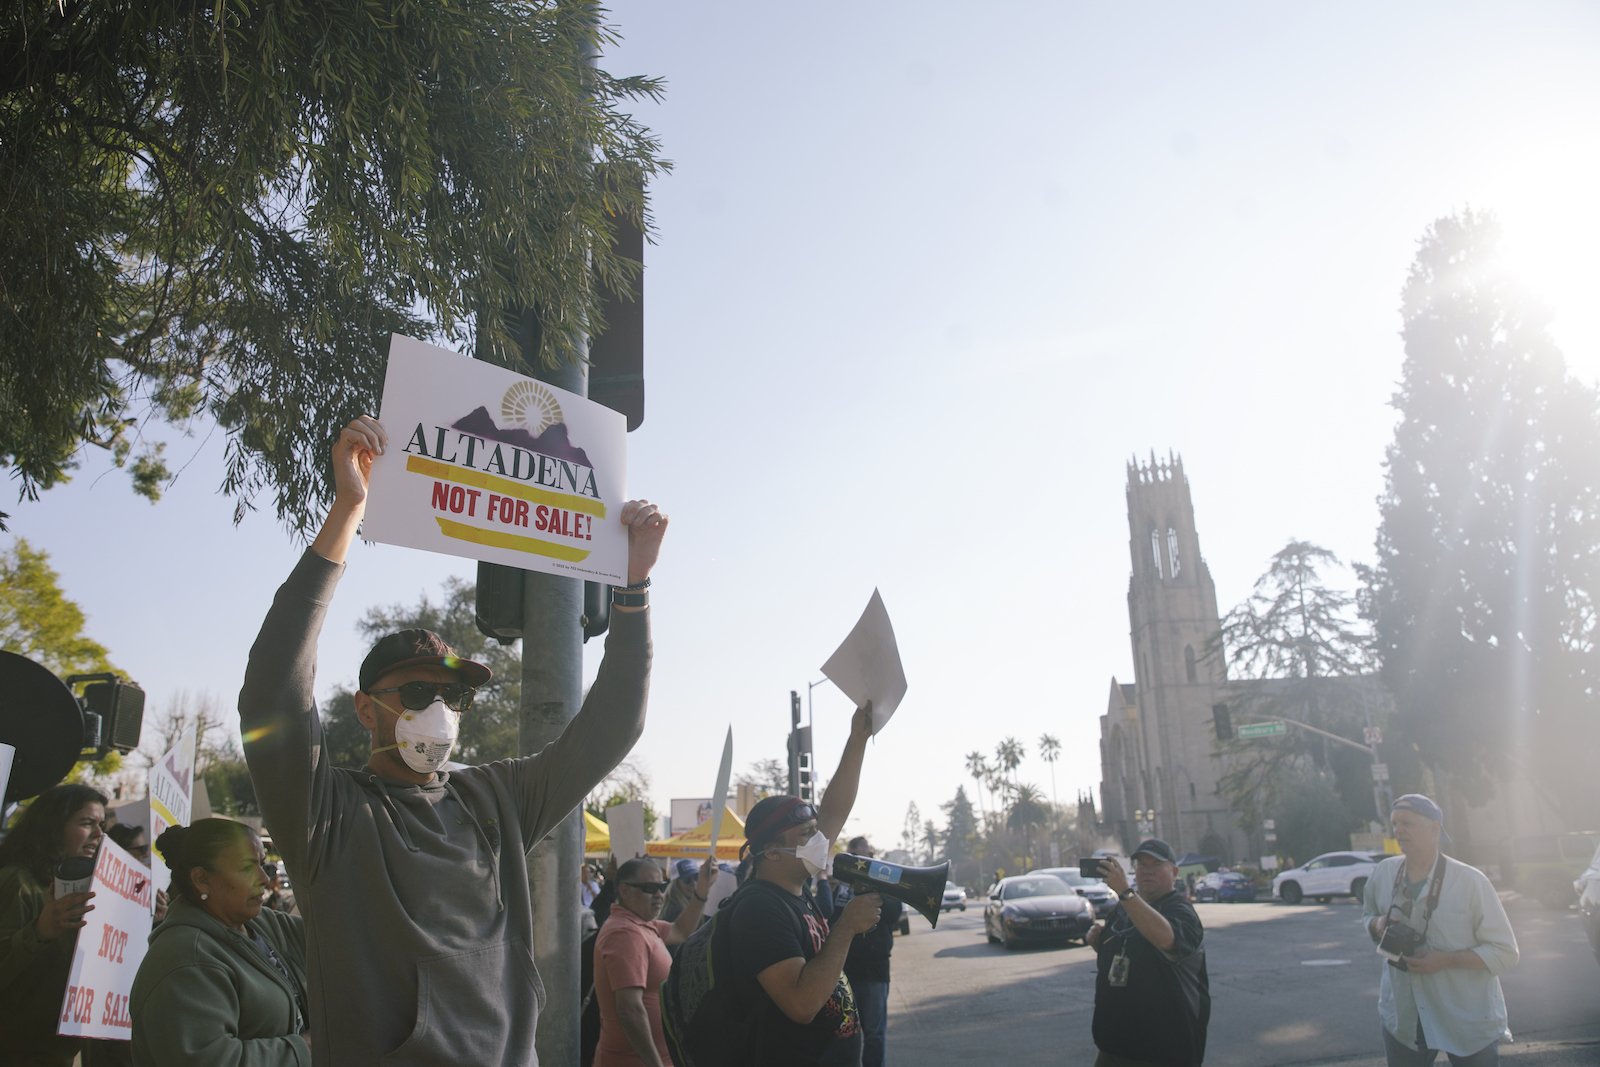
[1370,762,1389,782]
[1363,726,1383,746]
[1237,721,1288,739]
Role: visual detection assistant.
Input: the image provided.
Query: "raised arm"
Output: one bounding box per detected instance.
[510,501,669,846]
[239,417,383,881]
[817,704,872,842]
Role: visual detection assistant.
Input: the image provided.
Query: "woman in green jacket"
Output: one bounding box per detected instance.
[0,782,107,1067]
[130,818,311,1067]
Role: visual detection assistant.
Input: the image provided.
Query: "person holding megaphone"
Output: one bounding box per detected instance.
[723,701,882,1067]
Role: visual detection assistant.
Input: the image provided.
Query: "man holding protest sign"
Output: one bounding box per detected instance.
[240,415,668,1067]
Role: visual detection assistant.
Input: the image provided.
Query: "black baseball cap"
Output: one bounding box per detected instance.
[1131,838,1178,865]
[359,629,492,691]
[743,796,818,852]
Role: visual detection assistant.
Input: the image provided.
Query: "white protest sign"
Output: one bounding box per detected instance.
[605,801,647,862]
[821,589,909,735]
[57,837,153,1040]
[364,334,630,583]
[147,725,196,894]
[706,728,734,859]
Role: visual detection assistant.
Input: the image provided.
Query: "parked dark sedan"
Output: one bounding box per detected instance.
[984,874,1095,950]
[1194,871,1257,903]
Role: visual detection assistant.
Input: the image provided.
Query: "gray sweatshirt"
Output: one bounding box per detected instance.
[240,550,650,1066]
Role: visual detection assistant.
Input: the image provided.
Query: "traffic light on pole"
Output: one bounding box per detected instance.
[798,751,814,803]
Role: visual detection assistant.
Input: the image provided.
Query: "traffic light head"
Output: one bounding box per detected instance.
[1213,703,1233,742]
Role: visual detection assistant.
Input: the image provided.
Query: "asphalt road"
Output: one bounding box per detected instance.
[885,894,1600,1065]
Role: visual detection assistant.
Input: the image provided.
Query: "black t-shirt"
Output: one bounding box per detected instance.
[729,879,860,1065]
[1091,890,1210,1066]
[834,884,903,984]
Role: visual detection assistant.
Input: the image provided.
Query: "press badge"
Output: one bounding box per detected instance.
[1109,952,1131,987]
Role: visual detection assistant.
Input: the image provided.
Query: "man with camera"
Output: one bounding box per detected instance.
[1362,794,1519,1066]
[1084,839,1210,1066]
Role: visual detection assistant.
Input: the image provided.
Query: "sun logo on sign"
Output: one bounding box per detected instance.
[501,382,563,437]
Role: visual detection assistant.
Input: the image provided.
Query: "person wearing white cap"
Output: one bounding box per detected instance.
[1363,794,1519,1066]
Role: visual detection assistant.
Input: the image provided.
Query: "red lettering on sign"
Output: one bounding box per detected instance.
[97,923,128,964]
[100,991,132,1029]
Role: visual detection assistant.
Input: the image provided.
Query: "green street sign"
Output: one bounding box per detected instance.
[1237,721,1288,739]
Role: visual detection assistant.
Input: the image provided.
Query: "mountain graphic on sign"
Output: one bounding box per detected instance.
[451,406,594,467]
[162,748,192,796]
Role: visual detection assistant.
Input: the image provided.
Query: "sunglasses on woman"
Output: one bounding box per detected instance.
[366,681,477,712]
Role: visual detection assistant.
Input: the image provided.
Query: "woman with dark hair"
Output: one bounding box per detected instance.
[0,781,107,1066]
[130,818,310,1066]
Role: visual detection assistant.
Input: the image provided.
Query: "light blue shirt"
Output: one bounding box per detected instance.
[1362,854,1519,1056]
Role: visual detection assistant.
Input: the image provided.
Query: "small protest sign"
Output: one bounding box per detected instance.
[147,725,195,894]
[821,589,909,735]
[605,801,647,863]
[57,838,153,1041]
[363,334,630,583]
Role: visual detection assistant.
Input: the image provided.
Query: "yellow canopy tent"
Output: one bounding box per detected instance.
[584,810,611,856]
[645,807,746,861]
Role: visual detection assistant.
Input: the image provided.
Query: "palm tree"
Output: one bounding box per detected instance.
[965,750,991,826]
[1038,733,1062,815]
[995,737,1025,799]
[1007,784,1050,868]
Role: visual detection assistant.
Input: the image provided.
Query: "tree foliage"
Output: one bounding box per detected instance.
[0,538,120,678]
[734,758,787,797]
[1,0,667,532]
[138,690,256,816]
[1210,540,1381,835]
[1366,210,1600,817]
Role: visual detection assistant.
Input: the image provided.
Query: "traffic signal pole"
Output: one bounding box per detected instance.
[523,350,588,1066]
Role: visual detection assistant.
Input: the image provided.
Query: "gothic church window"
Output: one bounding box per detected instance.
[1168,528,1182,578]
[1151,529,1163,577]
[1185,645,1197,683]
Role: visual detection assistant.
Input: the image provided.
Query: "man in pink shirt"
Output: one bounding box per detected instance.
[595,857,716,1066]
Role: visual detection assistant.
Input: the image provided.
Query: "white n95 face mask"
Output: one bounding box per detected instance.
[773,831,832,878]
[373,697,462,773]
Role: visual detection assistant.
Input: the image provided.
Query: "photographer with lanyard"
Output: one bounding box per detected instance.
[1084,839,1210,1067]
[1362,795,1518,1066]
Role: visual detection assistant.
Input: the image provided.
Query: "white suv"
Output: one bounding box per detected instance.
[1272,851,1384,905]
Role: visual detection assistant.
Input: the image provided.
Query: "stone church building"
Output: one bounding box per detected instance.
[1096,451,1596,870]
[1097,452,1249,861]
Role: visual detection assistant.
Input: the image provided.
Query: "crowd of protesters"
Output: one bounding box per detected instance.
[0,413,1522,1067]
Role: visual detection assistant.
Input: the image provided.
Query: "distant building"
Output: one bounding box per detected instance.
[1097,452,1594,872]
[1099,453,1245,861]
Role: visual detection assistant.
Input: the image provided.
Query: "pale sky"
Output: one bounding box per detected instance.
[7,2,1600,854]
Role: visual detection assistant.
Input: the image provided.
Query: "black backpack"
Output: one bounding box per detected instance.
[661,886,758,1067]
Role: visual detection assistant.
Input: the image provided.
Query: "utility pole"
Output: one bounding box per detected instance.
[523,340,587,1065]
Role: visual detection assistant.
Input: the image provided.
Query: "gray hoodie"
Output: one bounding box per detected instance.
[240,550,650,1065]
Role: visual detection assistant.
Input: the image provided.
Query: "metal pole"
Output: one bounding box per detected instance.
[524,342,588,1066]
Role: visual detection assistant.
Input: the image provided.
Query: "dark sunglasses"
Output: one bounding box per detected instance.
[625,881,671,894]
[367,681,476,712]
